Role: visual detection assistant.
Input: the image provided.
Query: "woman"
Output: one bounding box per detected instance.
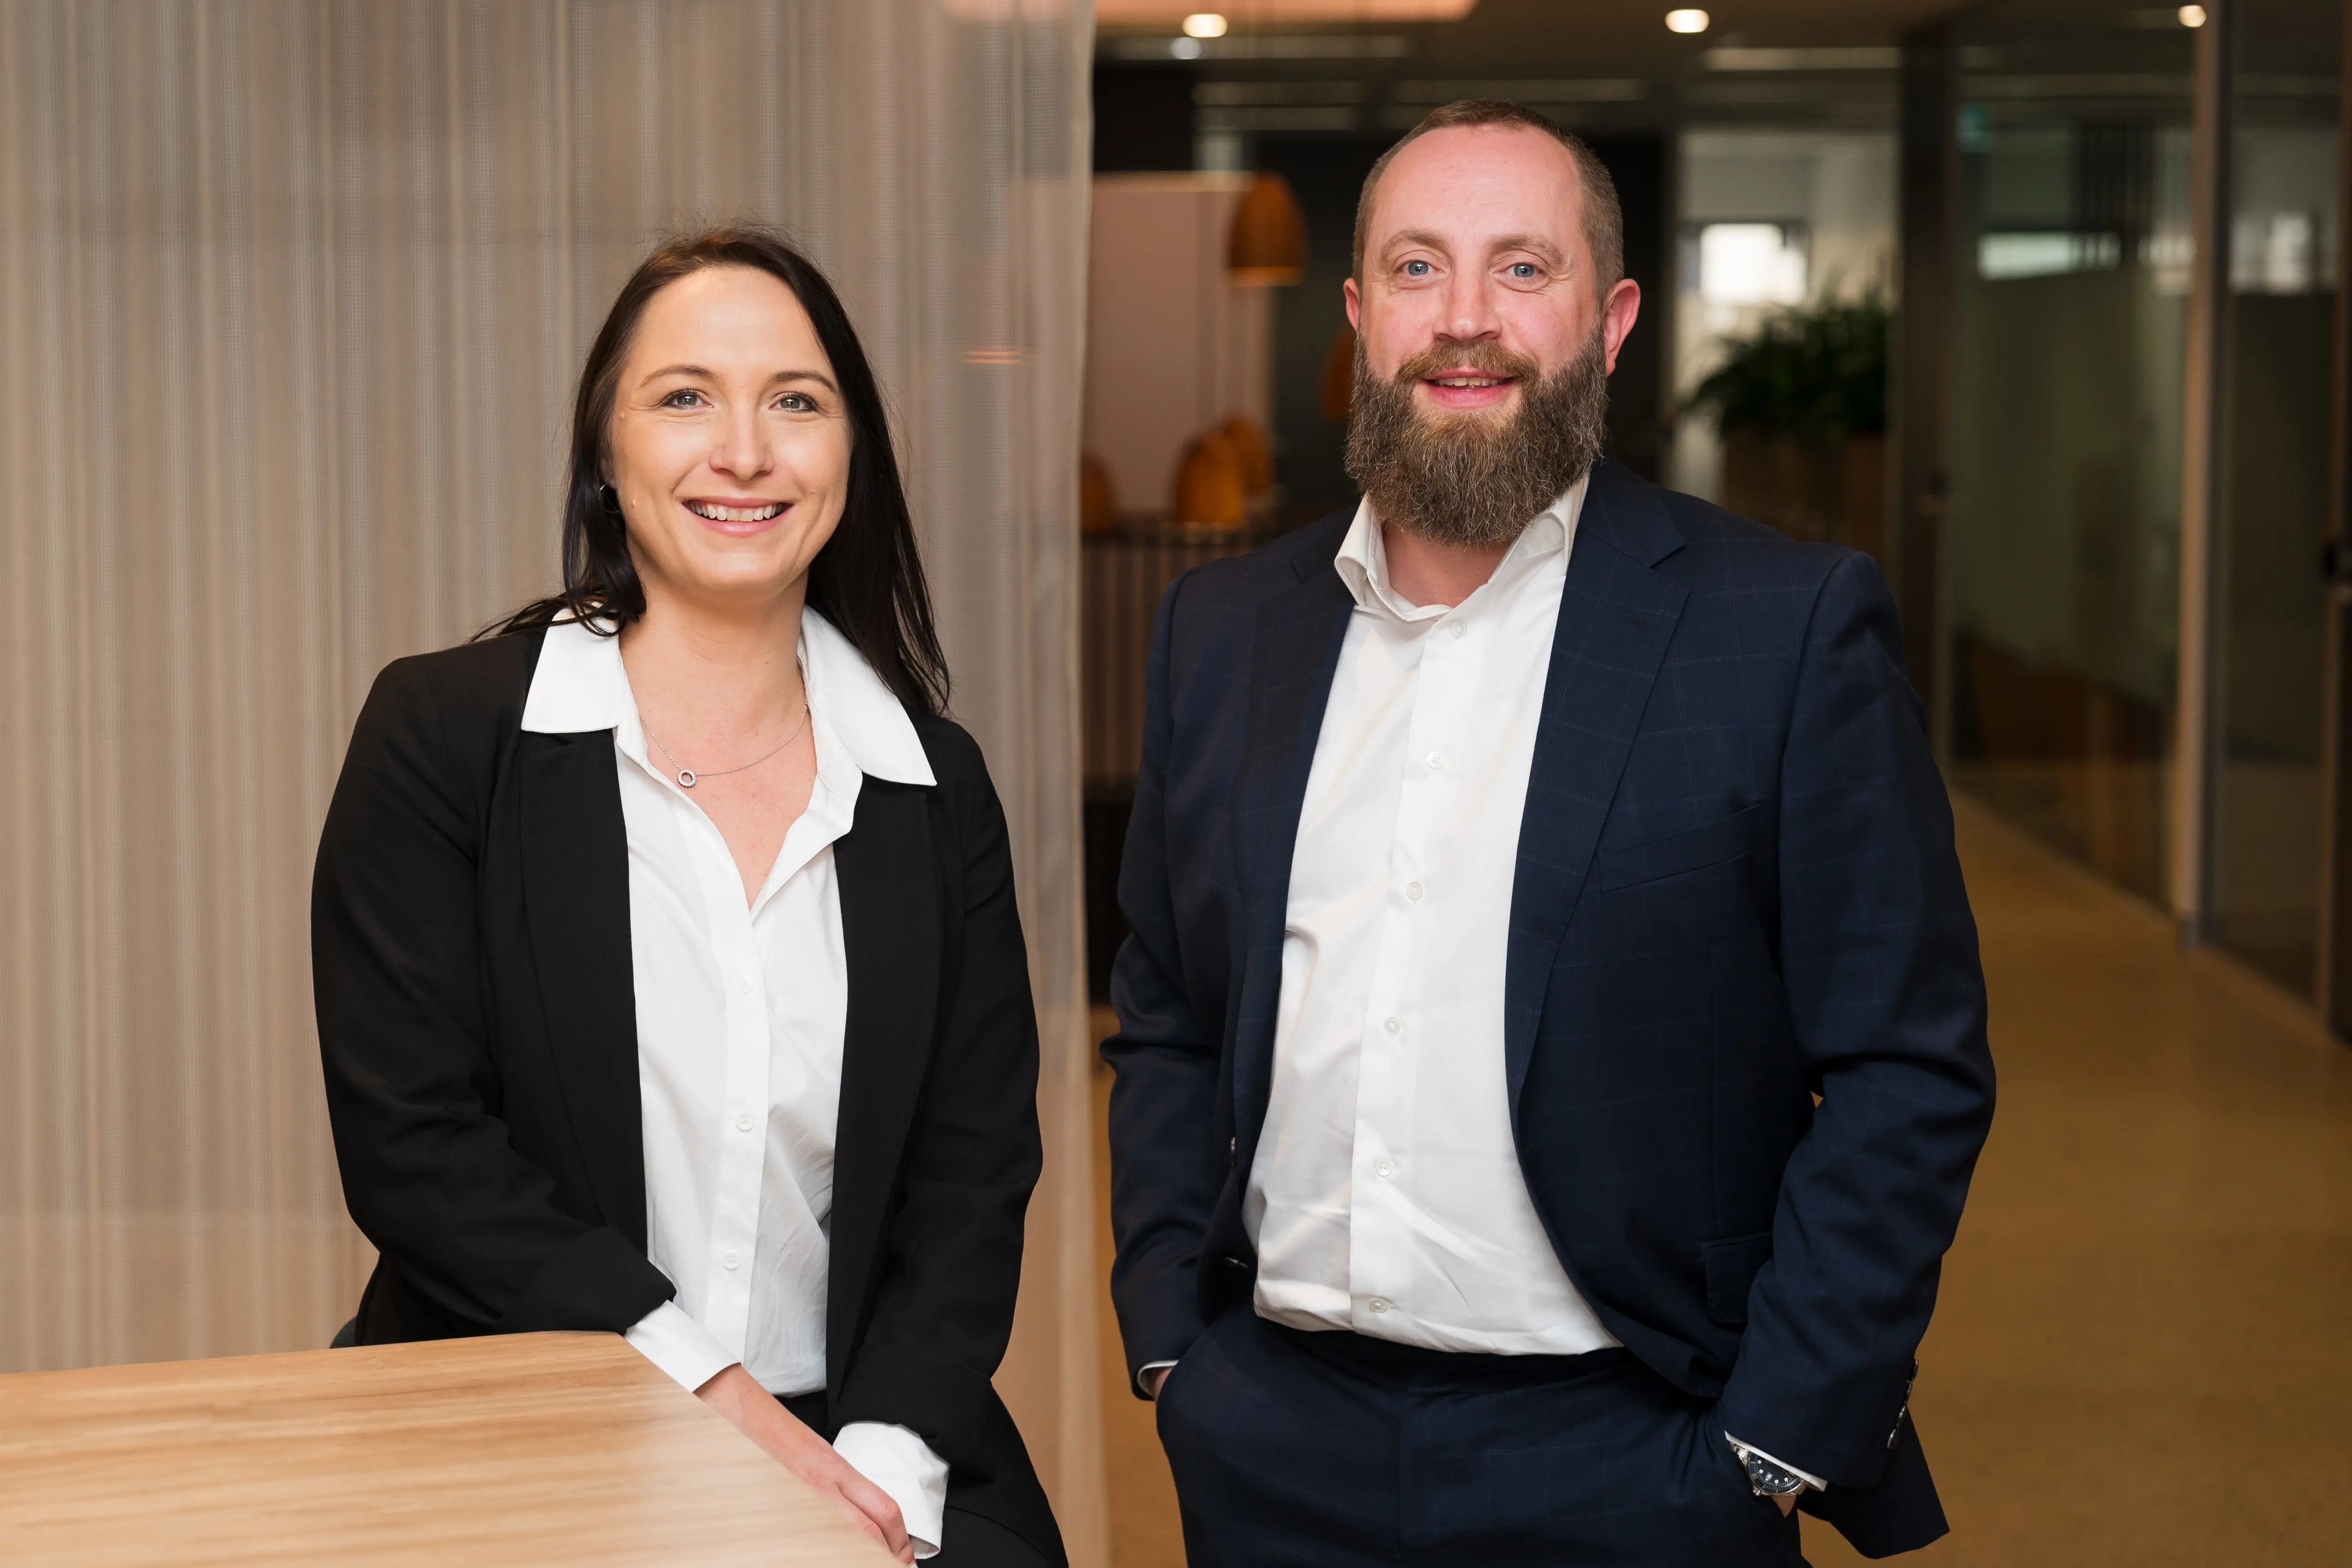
[313,228,1061,1568]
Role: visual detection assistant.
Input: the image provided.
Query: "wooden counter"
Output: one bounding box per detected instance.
[0,1331,889,1566]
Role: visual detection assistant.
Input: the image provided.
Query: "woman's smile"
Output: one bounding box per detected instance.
[682,496,791,533]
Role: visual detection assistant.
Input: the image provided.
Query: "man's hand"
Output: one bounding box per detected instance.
[696,1363,915,1563]
[1774,1491,1798,1518]
[1141,1364,1172,1399]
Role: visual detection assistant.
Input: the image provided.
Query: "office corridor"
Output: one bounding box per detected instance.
[1089,796,2352,1566]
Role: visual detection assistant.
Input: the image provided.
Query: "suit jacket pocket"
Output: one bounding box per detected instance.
[1702,1230,1775,1327]
[1598,804,1760,892]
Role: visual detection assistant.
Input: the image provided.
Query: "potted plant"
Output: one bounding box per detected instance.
[1683,294,1889,562]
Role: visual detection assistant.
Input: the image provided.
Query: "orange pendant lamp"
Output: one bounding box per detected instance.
[1228,173,1307,286]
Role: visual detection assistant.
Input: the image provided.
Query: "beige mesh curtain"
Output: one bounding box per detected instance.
[0,1,1103,1555]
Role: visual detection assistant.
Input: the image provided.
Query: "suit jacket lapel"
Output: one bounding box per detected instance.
[1231,537,1355,1154]
[516,728,648,1250]
[826,781,939,1397]
[1505,462,1690,1115]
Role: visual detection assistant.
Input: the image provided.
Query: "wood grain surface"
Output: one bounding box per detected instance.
[0,1331,890,1566]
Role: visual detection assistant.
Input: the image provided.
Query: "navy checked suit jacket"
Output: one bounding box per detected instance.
[1101,458,1995,1558]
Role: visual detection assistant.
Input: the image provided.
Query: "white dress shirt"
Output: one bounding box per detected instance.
[1245,477,1620,1354]
[520,611,953,1554]
[1235,480,1824,1494]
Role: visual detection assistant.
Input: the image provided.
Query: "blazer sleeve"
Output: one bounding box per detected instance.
[313,653,674,1337]
[829,736,1043,1466]
[1714,552,1997,1487]
[1100,571,1221,1388]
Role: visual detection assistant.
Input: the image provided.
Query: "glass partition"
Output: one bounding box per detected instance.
[1945,4,2199,904]
[2210,0,2341,993]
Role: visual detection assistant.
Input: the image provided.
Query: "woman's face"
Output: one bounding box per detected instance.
[606,264,852,614]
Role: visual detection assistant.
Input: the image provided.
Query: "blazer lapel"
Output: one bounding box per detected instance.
[1230,541,1355,1153]
[826,781,939,1397]
[1504,462,1690,1115]
[515,728,648,1250]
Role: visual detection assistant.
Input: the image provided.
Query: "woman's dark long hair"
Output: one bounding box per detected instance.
[487,226,949,717]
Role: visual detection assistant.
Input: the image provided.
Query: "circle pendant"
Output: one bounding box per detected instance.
[677,769,697,788]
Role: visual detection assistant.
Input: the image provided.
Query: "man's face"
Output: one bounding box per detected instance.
[1341,124,1642,550]
[1345,125,1639,424]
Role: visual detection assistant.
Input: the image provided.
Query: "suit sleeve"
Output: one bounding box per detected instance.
[1714,552,1996,1488]
[829,740,1043,1469]
[1100,571,1221,1390]
[313,655,674,1337]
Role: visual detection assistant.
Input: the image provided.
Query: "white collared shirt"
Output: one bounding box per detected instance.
[520,610,951,1554]
[1245,477,1621,1354]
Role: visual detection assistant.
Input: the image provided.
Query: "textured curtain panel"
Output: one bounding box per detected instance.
[0,1,1101,1554]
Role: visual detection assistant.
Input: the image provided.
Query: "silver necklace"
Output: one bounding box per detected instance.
[641,700,808,788]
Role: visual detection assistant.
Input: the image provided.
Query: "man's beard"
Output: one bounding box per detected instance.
[1343,327,1610,550]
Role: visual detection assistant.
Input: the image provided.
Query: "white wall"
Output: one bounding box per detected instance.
[1083,174,1273,517]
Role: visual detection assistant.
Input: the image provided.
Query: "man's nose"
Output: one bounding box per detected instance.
[1438,270,1504,343]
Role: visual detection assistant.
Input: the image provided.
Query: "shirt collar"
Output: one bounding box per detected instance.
[519,609,936,788]
[1334,471,1587,621]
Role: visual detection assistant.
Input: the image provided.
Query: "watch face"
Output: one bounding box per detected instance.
[1742,1452,1805,1495]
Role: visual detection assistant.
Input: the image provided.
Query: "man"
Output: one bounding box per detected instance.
[1101,100,1993,1566]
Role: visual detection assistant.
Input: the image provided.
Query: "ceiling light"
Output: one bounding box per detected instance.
[1184,12,1228,36]
[1665,8,1709,33]
[2177,5,2206,24]
[1228,173,1308,286]
[1097,1,1473,17]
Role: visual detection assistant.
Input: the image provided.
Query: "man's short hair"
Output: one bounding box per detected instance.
[1351,100,1623,300]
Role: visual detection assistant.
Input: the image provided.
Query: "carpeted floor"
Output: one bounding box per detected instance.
[1088,794,2352,1565]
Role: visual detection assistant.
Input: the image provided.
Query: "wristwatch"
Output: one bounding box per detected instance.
[1735,1443,1809,1499]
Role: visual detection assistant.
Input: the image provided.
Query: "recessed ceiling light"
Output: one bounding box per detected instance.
[2178,4,2206,24]
[1183,11,1229,37]
[1665,8,1710,33]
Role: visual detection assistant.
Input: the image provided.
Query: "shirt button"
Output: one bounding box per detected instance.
[1368,1297,1392,1314]
[1406,881,1424,901]
[1449,621,1467,640]
[1375,1157,1394,1178]
[735,1111,754,1132]
[722,1251,741,1271]
[1383,1016,1402,1037]
[1426,751,1445,769]
[735,975,753,995]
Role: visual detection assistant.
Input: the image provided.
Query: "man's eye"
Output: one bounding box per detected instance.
[1403,260,1433,277]
[1509,263,1540,279]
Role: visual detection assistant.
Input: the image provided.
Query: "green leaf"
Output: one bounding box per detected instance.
[1682,292,1889,445]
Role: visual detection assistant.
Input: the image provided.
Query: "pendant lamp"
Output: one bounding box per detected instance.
[1228,172,1306,286]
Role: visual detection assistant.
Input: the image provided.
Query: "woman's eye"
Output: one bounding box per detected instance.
[776,392,818,413]
[661,389,704,409]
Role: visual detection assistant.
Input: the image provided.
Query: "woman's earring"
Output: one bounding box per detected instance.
[597,483,622,515]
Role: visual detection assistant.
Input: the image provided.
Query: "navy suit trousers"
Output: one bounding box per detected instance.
[1155,1309,1809,1568]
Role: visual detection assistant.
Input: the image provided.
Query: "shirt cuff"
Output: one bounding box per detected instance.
[1725,1432,1829,1492]
[623,1301,737,1395]
[1137,1359,1177,1398]
[833,1422,950,1559]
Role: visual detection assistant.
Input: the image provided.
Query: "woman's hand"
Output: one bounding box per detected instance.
[695,1363,914,1562]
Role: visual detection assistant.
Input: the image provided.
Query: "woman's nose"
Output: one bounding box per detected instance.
[711,407,773,478]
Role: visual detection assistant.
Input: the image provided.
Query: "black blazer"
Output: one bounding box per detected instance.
[1104,459,1994,1560]
[313,627,1063,1564]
